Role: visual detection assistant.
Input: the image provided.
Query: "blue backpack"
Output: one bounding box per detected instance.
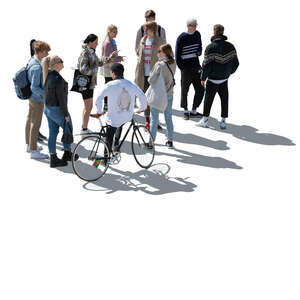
[13,63,32,100]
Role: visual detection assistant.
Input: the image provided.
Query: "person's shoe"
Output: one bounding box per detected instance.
[38,132,47,140]
[183,112,189,120]
[157,124,163,130]
[30,150,49,159]
[196,117,209,128]
[50,154,68,168]
[26,145,43,153]
[145,122,150,130]
[62,150,79,162]
[145,142,153,149]
[165,141,174,149]
[219,119,227,130]
[80,128,93,135]
[189,112,203,118]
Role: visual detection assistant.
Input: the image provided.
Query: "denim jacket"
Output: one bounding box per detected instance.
[27,56,45,102]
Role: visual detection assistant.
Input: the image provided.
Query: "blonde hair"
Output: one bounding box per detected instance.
[102,24,118,46]
[42,55,63,84]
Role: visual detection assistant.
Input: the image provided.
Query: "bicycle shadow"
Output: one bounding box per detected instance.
[171,109,296,146]
[82,163,197,195]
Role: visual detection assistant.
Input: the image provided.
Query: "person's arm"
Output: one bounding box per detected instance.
[175,35,183,70]
[135,28,143,55]
[29,66,44,101]
[148,62,161,86]
[231,45,239,75]
[55,80,68,117]
[161,27,167,44]
[78,52,94,76]
[201,46,213,81]
[134,85,147,112]
[197,32,203,56]
[95,86,110,114]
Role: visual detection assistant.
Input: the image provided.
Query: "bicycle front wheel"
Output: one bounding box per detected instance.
[131,125,155,169]
[72,135,110,182]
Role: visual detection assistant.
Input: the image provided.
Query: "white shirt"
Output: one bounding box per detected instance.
[144,37,154,76]
[96,79,147,128]
[208,79,228,84]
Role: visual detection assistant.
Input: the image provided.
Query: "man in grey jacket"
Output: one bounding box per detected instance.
[135,9,166,54]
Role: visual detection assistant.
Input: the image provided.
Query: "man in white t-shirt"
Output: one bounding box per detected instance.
[91,63,147,153]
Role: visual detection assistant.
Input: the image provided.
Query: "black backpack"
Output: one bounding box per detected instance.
[141,25,162,37]
[13,62,32,100]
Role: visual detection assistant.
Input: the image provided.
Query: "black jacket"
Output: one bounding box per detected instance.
[201,35,239,81]
[45,70,69,117]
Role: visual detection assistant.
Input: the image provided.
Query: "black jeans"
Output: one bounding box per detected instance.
[180,69,205,110]
[203,80,229,118]
[105,124,123,153]
[104,77,113,111]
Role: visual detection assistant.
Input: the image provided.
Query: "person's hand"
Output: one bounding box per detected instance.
[136,110,144,114]
[201,80,205,87]
[197,52,201,56]
[111,50,120,57]
[65,116,70,123]
[90,112,105,118]
[120,56,126,62]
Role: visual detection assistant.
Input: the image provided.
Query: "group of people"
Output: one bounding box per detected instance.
[24,9,239,168]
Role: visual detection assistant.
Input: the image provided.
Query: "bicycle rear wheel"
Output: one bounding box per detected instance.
[131,125,155,169]
[72,135,110,182]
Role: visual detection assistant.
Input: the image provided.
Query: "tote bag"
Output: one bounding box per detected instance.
[145,72,168,112]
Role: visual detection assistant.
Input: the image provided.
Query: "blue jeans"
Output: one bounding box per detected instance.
[150,95,174,141]
[44,106,73,154]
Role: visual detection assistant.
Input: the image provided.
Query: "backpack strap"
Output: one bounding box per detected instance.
[158,25,161,37]
[141,25,144,36]
[165,62,175,87]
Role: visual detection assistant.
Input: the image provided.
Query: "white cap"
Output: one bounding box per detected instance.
[187,18,198,26]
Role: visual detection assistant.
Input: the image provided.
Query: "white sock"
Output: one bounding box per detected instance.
[221,117,226,122]
[203,117,208,122]
[184,110,189,113]
[191,110,197,114]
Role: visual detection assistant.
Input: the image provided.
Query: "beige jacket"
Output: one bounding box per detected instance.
[135,35,164,90]
[148,58,176,96]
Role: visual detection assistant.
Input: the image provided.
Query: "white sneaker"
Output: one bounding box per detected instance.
[219,119,227,130]
[196,117,209,128]
[26,145,43,153]
[80,128,93,135]
[30,150,49,159]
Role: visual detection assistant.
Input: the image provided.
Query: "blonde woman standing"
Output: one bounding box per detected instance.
[100,25,125,110]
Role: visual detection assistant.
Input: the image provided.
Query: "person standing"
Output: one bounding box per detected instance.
[135,9,166,55]
[43,56,79,167]
[99,25,125,111]
[196,24,239,129]
[25,41,51,159]
[77,34,117,134]
[175,18,205,120]
[147,44,176,149]
[30,39,48,142]
[91,63,147,157]
[135,21,164,129]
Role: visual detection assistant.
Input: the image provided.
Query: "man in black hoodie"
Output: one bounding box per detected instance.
[196,24,239,129]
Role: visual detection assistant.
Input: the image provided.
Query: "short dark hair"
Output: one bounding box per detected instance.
[111,63,124,77]
[145,10,156,19]
[214,24,224,36]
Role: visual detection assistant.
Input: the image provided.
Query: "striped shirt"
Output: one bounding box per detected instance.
[144,38,153,76]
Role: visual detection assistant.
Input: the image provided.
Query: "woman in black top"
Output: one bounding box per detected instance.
[43,55,78,168]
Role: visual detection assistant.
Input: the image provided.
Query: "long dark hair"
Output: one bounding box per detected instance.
[160,44,175,64]
[84,34,98,44]
[30,39,36,57]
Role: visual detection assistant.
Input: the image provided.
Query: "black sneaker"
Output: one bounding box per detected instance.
[165,141,174,149]
[183,112,190,120]
[157,124,163,131]
[189,112,203,118]
[38,132,47,140]
[50,154,68,168]
[62,150,79,162]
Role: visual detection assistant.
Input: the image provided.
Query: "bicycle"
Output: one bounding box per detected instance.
[71,116,155,182]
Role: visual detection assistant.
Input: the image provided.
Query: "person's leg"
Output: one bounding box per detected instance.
[143,76,150,122]
[218,81,229,119]
[61,114,73,152]
[29,100,44,151]
[105,125,117,154]
[203,81,218,117]
[180,69,192,110]
[114,125,123,149]
[104,77,113,112]
[82,97,93,129]
[150,107,159,142]
[45,113,59,154]
[191,70,205,111]
[164,95,174,141]
[25,99,34,145]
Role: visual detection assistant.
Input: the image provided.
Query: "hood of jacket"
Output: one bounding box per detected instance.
[211,35,228,42]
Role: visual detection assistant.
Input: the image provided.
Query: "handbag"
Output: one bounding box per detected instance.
[70,69,92,93]
[145,71,168,112]
[61,121,74,144]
